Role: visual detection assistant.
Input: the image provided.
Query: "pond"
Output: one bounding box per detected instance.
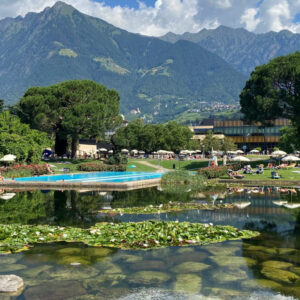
[0,187,300,299]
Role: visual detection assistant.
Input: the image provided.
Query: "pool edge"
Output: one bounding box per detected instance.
[0,178,162,191]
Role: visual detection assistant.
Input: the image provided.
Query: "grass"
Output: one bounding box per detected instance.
[222,168,300,181]
[147,159,220,170]
[126,159,157,172]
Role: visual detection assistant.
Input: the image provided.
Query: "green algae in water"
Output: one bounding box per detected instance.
[0,221,259,253]
[98,202,234,215]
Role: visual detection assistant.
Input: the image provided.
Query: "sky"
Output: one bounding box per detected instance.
[1,0,300,36]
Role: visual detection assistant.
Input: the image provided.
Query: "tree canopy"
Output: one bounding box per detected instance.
[17,80,121,157]
[201,131,236,153]
[112,120,193,152]
[0,111,49,163]
[240,52,300,145]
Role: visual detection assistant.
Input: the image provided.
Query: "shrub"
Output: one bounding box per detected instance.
[198,166,229,179]
[78,162,126,172]
[1,164,48,178]
[105,153,128,165]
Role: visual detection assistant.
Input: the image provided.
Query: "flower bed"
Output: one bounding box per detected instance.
[0,221,259,253]
[78,162,126,172]
[198,166,230,179]
[1,164,48,178]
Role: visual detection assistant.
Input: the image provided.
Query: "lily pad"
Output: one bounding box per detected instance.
[261,267,299,283]
[0,222,259,253]
[171,261,210,273]
[173,274,202,294]
[210,256,257,268]
[128,271,170,285]
[261,260,293,270]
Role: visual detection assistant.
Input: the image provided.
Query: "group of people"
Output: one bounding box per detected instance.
[243,164,264,175]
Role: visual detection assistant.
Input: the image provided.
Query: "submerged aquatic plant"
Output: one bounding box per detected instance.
[0,221,259,254]
[98,202,234,215]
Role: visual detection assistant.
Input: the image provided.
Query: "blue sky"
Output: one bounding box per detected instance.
[1,0,300,36]
[93,0,156,9]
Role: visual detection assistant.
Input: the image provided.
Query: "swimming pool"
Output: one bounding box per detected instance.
[13,172,163,183]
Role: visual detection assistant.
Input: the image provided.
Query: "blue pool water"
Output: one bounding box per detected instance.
[14,172,163,183]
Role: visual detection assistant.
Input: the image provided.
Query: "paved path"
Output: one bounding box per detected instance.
[138,161,171,172]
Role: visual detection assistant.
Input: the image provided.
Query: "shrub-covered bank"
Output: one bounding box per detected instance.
[78,162,126,172]
[1,164,48,178]
[0,221,259,253]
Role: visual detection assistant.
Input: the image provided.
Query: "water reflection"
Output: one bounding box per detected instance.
[0,187,300,299]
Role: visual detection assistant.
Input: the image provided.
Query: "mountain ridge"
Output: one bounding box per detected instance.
[0,1,245,123]
[161,26,300,74]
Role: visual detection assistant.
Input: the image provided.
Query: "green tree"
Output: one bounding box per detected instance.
[0,111,49,163]
[220,137,237,153]
[201,131,222,152]
[279,126,299,153]
[0,100,4,113]
[240,52,300,145]
[17,80,121,157]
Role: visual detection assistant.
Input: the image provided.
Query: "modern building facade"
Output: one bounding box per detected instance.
[190,118,290,151]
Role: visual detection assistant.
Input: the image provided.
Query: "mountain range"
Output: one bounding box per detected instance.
[0,2,300,123]
[161,26,300,75]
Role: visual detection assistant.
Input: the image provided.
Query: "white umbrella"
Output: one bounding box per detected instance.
[0,193,16,200]
[108,150,114,154]
[273,201,288,206]
[271,150,287,156]
[236,150,244,154]
[121,149,129,153]
[283,203,300,209]
[131,149,138,153]
[227,151,236,154]
[139,151,145,154]
[99,148,107,152]
[233,202,251,209]
[0,154,16,162]
[157,150,167,154]
[250,149,260,153]
[282,155,300,162]
[232,156,250,162]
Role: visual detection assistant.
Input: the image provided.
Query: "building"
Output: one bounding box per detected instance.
[190,118,291,151]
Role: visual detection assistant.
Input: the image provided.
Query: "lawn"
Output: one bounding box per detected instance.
[224,168,300,181]
[147,159,221,170]
[127,159,158,172]
[245,155,270,160]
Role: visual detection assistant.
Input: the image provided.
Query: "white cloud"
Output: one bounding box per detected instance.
[1,0,300,36]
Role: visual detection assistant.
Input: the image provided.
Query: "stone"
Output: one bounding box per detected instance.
[173,274,202,294]
[261,267,299,284]
[206,246,240,256]
[20,265,52,278]
[83,247,113,258]
[130,260,166,271]
[0,264,26,272]
[128,271,170,285]
[204,287,246,298]
[261,260,293,270]
[150,248,170,258]
[281,254,300,264]
[114,254,142,263]
[212,267,248,283]
[24,280,87,300]
[56,256,91,266]
[56,247,83,255]
[210,256,257,268]
[47,266,99,280]
[176,247,195,254]
[103,263,122,274]
[240,279,282,290]
[290,267,300,276]
[0,275,23,293]
[0,256,21,265]
[168,252,209,265]
[242,250,273,262]
[171,262,210,273]
[84,273,126,291]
